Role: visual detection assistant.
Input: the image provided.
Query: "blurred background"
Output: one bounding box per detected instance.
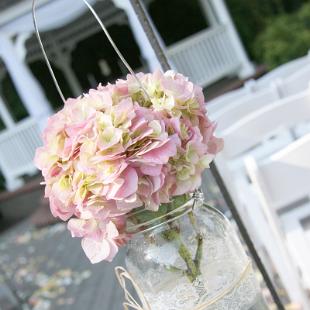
[0,0,310,309]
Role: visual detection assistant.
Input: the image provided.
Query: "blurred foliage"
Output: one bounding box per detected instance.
[226,0,309,62]
[149,0,208,46]
[254,3,310,69]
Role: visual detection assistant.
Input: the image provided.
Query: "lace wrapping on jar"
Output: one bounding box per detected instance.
[115,260,254,310]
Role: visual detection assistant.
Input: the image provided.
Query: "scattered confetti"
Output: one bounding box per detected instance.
[0,222,94,309]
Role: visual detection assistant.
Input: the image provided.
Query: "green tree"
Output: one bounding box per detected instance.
[226,0,309,61]
[254,3,310,69]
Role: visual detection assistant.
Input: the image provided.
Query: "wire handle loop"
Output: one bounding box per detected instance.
[32,0,150,104]
[115,267,151,310]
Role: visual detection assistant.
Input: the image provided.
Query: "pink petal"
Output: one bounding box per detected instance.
[81,237,118,264]
[116,194,143,211]
[174,175,202,196]
[150,174,164,192]
[137,178,152,198]
[139,164,163,176]
[106,221,119,239]
[68,218,89,238]
[137,135,180,164]
[113,167,138,200]
[49,195,75,221]
[106,178,125,200]
[208,136,224,154]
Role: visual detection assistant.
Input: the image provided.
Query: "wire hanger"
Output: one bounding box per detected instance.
[32,0,150,104]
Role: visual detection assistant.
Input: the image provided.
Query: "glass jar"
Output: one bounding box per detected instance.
[125,193,268,310]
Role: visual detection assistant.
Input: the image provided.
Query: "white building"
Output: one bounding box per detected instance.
[3,1,310,308]
[0,0,253,190]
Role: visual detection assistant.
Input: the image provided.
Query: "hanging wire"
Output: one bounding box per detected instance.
[128,0,285,309]
[32,0,151,102]
[32,0,66,104]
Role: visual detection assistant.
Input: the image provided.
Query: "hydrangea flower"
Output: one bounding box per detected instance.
[35,70,223,263]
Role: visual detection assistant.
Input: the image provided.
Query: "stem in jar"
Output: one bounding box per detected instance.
[178,240,199,282]
[194,234,203,273]
[129,195,204,282]
[162,225,199,282]
[188,211,203,274]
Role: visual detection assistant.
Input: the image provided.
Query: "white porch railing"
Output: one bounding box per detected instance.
[167,25,241,87]
[0,117,41,190]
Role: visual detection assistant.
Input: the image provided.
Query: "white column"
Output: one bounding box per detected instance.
[113,0,161,71]
[60,58,83,97]
[198,0,217,26]
[207,0,255,78]
[0,91,23,191]
[49,39,83,98]
[0,74,21,190]
[0,33,52,130]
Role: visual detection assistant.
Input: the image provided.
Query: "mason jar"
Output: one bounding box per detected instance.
[124,193,269,310]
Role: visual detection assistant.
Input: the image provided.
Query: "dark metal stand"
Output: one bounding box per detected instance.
[129,0,285,308]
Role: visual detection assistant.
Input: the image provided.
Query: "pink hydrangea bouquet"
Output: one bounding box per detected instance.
[35,70,223,264]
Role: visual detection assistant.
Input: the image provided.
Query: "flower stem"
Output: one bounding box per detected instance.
[130,196,204,283]
[188,211,204,275]
[162,225,199,282]
[178,241,199,282]
[194,234,203,274]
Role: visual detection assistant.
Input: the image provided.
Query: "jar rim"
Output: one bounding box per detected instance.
[126,196,199,235]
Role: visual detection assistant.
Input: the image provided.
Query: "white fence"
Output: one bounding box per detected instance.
[167,25,241,87]
[0,117,41,190]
